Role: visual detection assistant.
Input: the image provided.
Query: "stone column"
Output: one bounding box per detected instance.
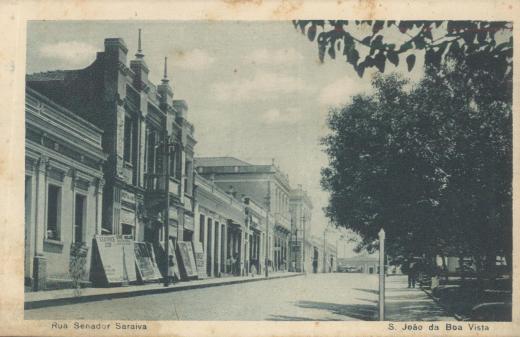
[215,222,221,277]
[33,156,48,291]
[95,178,105,235]
[223,222,228,274]
[34,156,48,255]
[209,219,215,277]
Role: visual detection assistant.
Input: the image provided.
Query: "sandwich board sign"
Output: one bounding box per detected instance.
[134,242,161,282]
[93,235,137,285]
[177,241,198,279]
[192,241,207,278]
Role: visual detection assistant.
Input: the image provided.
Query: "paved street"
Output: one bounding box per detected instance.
[25,273,452,321]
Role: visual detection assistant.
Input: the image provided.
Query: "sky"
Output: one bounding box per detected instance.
[26,21,425,257]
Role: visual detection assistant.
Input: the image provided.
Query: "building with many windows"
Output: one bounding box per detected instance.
[195,157,292,272]
[25,87,107,290]
[26,32,197,282]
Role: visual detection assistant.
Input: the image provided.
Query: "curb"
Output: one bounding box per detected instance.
[25,273,303,310]
[419,286,462,321]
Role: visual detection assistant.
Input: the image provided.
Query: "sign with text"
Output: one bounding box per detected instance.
[94,235,137,284]
[146,242,164,280]
[192,241,207,278]
[134,242,161,282]
[177,241,198,279]
[161,239,181,280]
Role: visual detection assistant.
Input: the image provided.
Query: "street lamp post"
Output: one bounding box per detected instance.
[378,228,386,321]
[293,228,298,272]
[264,185,271,278]
[301,215,306,274]
[323,228,327,273]
[162,135,175,287]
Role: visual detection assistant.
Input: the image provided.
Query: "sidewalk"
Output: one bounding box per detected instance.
[385,275,455,321]
[25,271,302,310]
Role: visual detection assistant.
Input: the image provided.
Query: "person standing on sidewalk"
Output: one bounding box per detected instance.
[408,261,417,288]
[164,254,175,286]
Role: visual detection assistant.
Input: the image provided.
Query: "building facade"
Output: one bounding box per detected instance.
[25,87,107,289]
[194,174,245,277]
[289,186,313,272]
[244,196,269,275]
[26,33,197,282]
[195,157,292,272]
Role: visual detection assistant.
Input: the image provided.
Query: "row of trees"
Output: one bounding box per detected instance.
[307,21,512,276]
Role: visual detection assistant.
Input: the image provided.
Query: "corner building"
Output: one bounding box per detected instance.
[195,157,292,272]
[26,35,196,255]
[24,87,107,289]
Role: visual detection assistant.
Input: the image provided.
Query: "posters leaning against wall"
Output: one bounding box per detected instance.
[134,242,162,283]
[90,235,137,286]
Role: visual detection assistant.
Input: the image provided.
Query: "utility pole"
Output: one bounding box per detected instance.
[323,228,326,273]
[378,228,386,321]
[163,135,173,287]
[264,183,271,278]
[293,228,298,272]
[301,215,306,274]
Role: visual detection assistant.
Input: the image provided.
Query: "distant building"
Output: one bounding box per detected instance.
[25,87,107,290]
[244,196,269,275]
[289,186,313,272]
[196,157,292,272]
[337,254,379,274]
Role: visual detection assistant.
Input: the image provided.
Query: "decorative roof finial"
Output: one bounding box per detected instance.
[136,28,144,59]
[162,56,169,83]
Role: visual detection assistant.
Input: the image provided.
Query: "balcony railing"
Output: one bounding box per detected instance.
[122,162,133,185]
[145,173,165,191]
[274,212,291,231]
[145,173,181,197]
[169,177,180,196]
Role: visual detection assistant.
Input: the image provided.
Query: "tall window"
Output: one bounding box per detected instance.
[124,115,134,163]
[184,160,193,194]
[199,214,205,244]
[168,148,182,179]
[146,130,156,173]
[74,194,86,243]
[122,223,134,239]
[46,185,61,240]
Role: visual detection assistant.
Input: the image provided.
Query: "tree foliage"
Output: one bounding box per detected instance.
[293,20,512,79]
[320,57,512,268]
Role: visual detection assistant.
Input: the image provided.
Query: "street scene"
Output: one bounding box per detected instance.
[26,273,454,321]
[24,20,512,322]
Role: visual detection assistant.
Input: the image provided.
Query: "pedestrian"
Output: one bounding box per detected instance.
[164,254,175,286]
[231,254,236,275]
[408,261,417,288]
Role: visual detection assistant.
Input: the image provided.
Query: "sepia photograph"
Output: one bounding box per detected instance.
[20,19,513,326]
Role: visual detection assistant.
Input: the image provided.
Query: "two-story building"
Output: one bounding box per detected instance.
[26,32,196,279]
[195,157,292,272]
[25,87,107,290]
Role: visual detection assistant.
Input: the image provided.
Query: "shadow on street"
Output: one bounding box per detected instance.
[352,288,380,295]
[295,300,378,321]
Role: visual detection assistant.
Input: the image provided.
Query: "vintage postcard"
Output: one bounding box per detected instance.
[0,0,518,336]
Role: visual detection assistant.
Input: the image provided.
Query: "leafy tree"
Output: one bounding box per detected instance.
[293,20,512,78]
[321,57,512,271]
